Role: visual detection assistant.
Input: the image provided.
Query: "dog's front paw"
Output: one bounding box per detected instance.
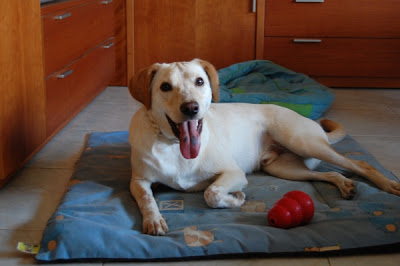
[204,187,246,208]
[231,191,246,204]
[143,214,168,236]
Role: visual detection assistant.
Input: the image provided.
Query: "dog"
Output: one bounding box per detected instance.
[128,59,400,235]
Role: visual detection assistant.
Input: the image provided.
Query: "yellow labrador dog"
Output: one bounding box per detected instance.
[128,59,400,235]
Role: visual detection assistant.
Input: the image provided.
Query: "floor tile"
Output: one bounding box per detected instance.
[67,101,139,132]
[0,168,72,230]
[0,229,103,266]
[0,229,43,266]
[329,253,400,266]
[388,104,400,119]
[323,106,400,137]
[26,137,84,169]
[332,88,400,109]
[94,86,139,105]
[353,136,400,179]
[105,257,330,266]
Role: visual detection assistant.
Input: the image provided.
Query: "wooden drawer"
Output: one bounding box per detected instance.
[265,0,400,38]
[263,37,400,78]
[46,38,115,134]
[42,0,114,76]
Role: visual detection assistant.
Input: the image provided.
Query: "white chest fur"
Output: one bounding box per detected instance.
[144,139,215,191]
[129,104,271,192]
[129,109,217,191]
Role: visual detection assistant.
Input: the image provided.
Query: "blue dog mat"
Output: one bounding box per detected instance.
[218,60,334,119]
[36,131,400,262]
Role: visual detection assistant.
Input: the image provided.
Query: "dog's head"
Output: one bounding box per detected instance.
[129,59,219,159]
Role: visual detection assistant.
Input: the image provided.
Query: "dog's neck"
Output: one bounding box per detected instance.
[146,109,179,143]
[145,109,160,131]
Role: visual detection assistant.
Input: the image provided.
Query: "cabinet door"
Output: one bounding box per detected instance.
[134,0,196,72]
[265,0,400,38]
[42,0,114,76]
[264,37,400,78]
[133,0,259,72]
[46,38,116,134]
[0,1,46,184]
[195,0,258,69]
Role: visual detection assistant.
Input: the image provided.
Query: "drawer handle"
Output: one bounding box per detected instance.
[54,12,71,20]
[293,39,322,43]
[252,0,257,13]
[101,0,113,4]
[295,0,324,2]
[103,42,115,49]
[57,69,73,79]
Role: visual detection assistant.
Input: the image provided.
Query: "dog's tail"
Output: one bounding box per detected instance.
[320,119,346,145]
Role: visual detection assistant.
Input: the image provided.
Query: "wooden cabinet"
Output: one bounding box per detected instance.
[42,0,115,135]
[45,37,115,133]
[264,37,400,78]
[130,0,265,73]
[0,1,47,185]
[0,0,116,187]
[110,0,128,86]
[3,0,398,187]
[264,0,400,88]
[264,0,400,38]
[42,0,114,76]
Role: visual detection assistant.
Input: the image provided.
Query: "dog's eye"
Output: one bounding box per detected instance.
[160,82,172,92]
[195,77,204,86]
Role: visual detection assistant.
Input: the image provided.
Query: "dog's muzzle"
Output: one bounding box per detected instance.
[166,115,203,159]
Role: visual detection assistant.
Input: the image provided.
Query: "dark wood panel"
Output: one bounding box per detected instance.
[264,37,400,78]
[132,0,260,72]
[0,1,46,183]
[110,0,127,86]
[265,0,400,38]
[42,0,114,76]
[195,0,257,70]
[133,0,196,72]
[46,38,115,134]
[41,0,92,15]
[314,77,400,89]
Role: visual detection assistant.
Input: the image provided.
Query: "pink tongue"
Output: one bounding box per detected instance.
[179,120,200,159]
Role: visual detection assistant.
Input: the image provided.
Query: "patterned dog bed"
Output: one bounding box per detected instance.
[35,131,400,262]
[218,60,334,119]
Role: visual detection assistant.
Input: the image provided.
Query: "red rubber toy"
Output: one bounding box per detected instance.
[267,190,314,229]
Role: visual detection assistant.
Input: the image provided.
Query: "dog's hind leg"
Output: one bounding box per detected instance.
[261,153,357,199]
[287,138,400,197]
[271,131,400,197]
[204,168,248,208]
[313,148,400,197]
[347,159,400,196]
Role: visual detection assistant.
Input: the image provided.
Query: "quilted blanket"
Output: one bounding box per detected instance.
[36,132,400,262]
[218,60,334,119]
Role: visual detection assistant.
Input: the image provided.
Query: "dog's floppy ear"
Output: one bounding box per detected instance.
[129,64,160,109]
[196,59,220,103]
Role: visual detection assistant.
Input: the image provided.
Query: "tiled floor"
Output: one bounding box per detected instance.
[1,86,399,265]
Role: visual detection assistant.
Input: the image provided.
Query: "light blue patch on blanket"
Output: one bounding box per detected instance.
[218,60,334,119]
[36,132,400,262]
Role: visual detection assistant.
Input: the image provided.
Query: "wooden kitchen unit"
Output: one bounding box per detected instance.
[42,0,116,134]
[1,0,399,187]
[0,0,117,187]
[263,0,400,88]
[129,0,265,74]
[0,1,47,184]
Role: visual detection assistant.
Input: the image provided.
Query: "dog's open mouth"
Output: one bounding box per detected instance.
[166,115,203,159]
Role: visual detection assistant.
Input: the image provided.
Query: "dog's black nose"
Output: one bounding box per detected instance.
[180,101,199,117]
